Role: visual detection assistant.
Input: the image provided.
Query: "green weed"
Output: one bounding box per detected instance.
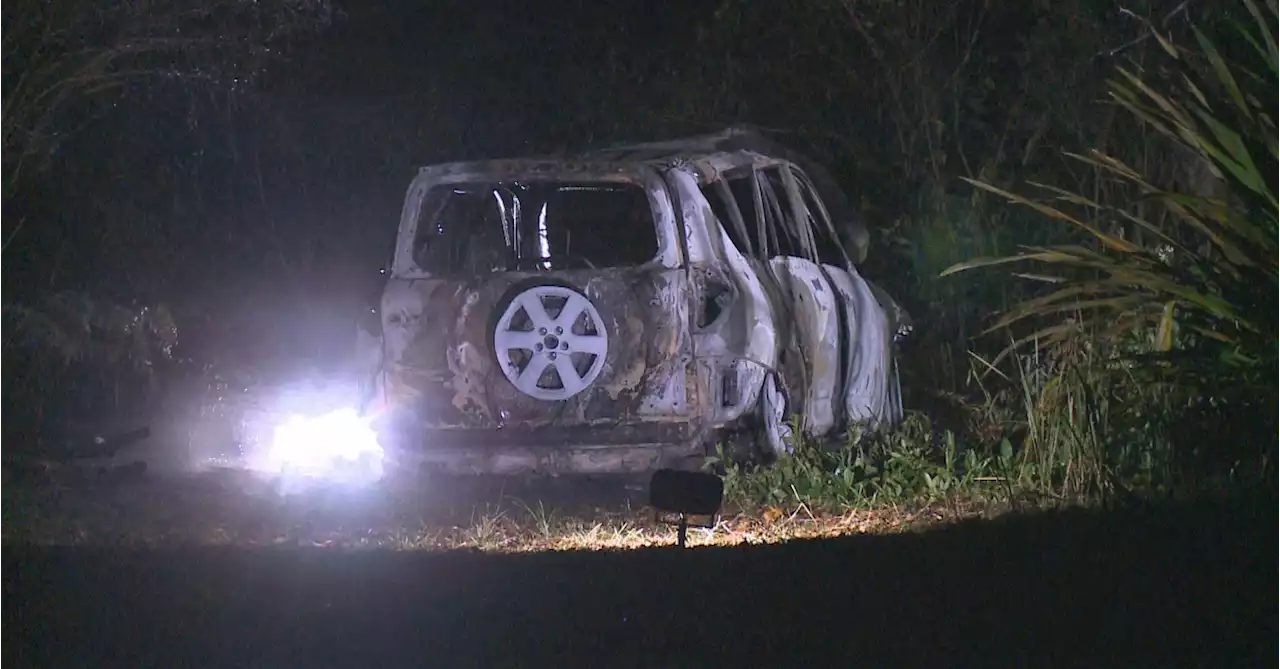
[708,413,1013,513]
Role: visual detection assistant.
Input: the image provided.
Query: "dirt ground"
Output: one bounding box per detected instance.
[2,470,1276,667]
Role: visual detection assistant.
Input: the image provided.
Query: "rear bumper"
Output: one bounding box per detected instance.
[375,420,707,476]
[389,442,704,476]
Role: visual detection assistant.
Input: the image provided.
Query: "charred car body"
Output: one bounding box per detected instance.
[360,127,906,475]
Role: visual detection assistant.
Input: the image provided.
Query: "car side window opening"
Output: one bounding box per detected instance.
[413,181,658,275]
[704,165,835,266]
[757,168,799,258]
[701,178,751,258]
[705,168,768,261]
[791,167,850,267]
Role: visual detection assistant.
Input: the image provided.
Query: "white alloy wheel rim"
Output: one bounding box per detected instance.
[761,373,793,455]
[493,285,609,401]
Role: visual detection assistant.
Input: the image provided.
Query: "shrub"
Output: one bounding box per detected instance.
[943,0,1278,487]
[708,413,1009,513]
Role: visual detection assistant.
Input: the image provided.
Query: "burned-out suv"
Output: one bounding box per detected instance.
[359,127,905,475]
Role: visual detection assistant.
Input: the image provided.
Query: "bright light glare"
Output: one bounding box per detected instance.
[266,407,384,482]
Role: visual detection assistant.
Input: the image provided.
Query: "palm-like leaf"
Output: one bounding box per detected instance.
[944,0,1278,378]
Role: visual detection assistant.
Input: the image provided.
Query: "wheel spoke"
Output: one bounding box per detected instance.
[519,293,553,328]
[516,357,549,391]
[555,292,588,328]
[569,333,606,355]
[553,356,585,393]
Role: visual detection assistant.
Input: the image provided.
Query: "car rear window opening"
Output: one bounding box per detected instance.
[413,181,658,274]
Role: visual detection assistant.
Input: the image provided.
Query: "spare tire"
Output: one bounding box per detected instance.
[489,281,610,401]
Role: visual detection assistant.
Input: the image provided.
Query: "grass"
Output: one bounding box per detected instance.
[10,492,1274,667]
[709,410,1055,516]
[2,457,1035,554]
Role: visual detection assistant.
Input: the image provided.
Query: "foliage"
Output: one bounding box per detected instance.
[1,0,340,309]
[718,312,1272,513]
[1,0,333,203]
[708,414,1014,512]
[939,0,1277,481]
[3,291,178,370]
[672,0,1273,505]
[2,291,182,453]
[944,0,1276,371]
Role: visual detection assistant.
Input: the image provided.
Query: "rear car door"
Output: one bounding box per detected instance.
[705,165,843,438]
[375,165,699,439]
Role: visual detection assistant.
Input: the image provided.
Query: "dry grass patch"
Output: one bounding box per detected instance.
[412,497,1008,553]
[3,469,1046,552]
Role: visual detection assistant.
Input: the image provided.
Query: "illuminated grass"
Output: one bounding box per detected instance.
[506,503,993,552]
[1,475,1028,552]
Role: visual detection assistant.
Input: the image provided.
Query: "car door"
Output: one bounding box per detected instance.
[755,166,843,437]
[699,165,842,438]
[788,166,903,427]
[665,167,778,427]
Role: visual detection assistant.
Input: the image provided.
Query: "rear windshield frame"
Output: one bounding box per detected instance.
[397,175,669,278]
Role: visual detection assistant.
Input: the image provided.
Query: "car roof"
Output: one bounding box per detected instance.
[412,126,868,263]
[567,126,790,166]
[423,126,834,174]
[417,125,854,214]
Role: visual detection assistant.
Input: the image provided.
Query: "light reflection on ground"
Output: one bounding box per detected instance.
[0,467,982,551]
